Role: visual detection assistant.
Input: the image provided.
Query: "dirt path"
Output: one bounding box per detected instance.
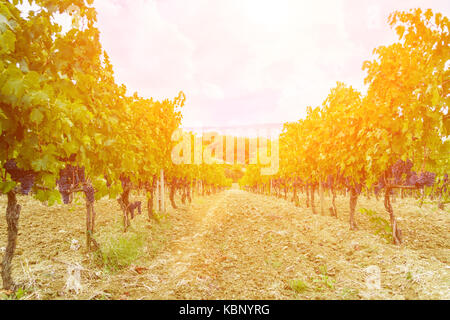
[142,191,230,299]
[127,189,449,300]
[1,189,449,300]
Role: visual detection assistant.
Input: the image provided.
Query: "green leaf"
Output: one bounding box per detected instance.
[431,88,440,107]
[19,59,29,73]
[1,76,23,99]
[30,108,44,124]
[64,139,78,154]
[47,190,60,206]
[0,29,15,54]
[42,172,56,188]
[0,181,16,193]
[0,13,11,31]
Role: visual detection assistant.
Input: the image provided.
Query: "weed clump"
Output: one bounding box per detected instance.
[97,232,145,272]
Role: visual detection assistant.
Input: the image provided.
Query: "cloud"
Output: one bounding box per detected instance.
[95,0,196,99]
[94,0,450,127]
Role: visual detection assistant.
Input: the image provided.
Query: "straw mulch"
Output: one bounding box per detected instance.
[0,189,448,300]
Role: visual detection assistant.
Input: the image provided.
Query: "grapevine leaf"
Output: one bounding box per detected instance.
[30,108,44,124]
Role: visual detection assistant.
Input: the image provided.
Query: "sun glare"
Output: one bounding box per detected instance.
[0,0,449,304]
[242,0,290,26]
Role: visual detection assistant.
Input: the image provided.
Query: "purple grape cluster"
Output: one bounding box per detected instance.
[442,174,448,193]
[57,167,72,204]
[391,159,413,184]
[417,172,435,187]
[407,172,418,186]
[57,165,86,204]
[83,183,95,203]
[3,159,36,195]
[74,167,85,186]
[406,171,435,188]
[373,175,386,196]
[20,175,35,195]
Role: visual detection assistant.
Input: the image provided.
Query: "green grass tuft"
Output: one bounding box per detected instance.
[289,279,309,293]
[97,232,145,273]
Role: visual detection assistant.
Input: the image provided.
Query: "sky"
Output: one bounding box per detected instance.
[91,0,450,129]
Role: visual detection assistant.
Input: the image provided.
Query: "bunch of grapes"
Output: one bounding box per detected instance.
[373,176,385,196]
[391,159,413,184]
[4,160,19,177]
[83,183,95,203]
[407,172,419,186]
[73,166,85,185]
[443,174,449,192]
[441,173,449,188]
[20,174,35,195]
[3,159,37,195]
[56,165,86,204]
[404,159,413,172]
[406,171,435,188]
[417,172,435,187]
[57,166,74,204]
